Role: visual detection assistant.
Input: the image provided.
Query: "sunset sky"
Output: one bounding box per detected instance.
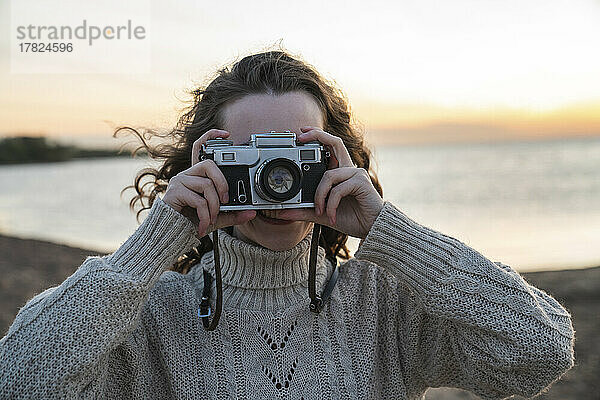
[1,0,599,146]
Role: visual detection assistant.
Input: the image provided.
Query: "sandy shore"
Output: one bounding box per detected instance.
[0,233,597,399]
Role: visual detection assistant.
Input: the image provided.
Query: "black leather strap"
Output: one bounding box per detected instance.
[198,269,212,318]
[308,224,320,306]
[198,230,222,331]
[309,224,340,313]
[316,257,339,312]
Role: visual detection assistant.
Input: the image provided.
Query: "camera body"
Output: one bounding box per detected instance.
[200,132,329,211]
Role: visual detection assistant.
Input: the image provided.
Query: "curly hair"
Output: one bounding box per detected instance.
[114,49,383,274]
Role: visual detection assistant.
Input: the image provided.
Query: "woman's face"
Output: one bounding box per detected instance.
[220,91,324,251]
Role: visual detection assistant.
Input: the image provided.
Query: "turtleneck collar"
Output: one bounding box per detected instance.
[192,228,333,311]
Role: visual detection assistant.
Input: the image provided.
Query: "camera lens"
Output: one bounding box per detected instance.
[267,166,293,193]
[256,158,302,202]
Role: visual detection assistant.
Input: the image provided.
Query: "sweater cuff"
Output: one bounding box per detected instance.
[354,201,463,296]
[105,196,200,284]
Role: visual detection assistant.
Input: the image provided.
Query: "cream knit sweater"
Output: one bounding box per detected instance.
[0,197,574,399]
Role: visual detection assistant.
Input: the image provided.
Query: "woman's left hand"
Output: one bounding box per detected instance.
[278,126,384,239]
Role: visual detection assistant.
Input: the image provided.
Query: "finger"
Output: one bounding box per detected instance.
[180,190,210,236]
[213,210,257,231]
[179,175,220,225]
[314,168,358,215]
[325,180,356,226]
[298,127,354,168]
[191,129,230,166]
[185,160,229,203]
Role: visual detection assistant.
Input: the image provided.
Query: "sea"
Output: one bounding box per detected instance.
[1,136,599,272]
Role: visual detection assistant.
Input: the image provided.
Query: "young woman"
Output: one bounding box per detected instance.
[0,50,574,399]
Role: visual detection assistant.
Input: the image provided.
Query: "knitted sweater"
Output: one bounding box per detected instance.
[0,197,574,399]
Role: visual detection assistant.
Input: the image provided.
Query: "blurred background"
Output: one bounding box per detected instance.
[0,0,598,398]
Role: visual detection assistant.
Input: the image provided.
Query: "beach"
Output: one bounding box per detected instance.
[0,233,597,399]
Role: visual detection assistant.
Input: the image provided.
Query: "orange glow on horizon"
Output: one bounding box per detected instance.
[353,100,600,144]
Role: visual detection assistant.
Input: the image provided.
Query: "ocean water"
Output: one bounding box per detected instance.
[0,137,598,271]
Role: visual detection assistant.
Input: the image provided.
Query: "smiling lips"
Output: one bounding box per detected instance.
[256,209,295,225]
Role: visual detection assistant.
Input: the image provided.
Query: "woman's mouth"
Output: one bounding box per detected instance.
[256,209,295,225]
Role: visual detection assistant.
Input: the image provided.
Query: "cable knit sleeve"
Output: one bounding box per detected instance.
[354,201,575,399]
[0,196,200,399]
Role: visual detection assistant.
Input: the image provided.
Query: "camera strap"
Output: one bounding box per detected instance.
[197,229,223,331]
[198,223,339,331]
[308,223,339,313]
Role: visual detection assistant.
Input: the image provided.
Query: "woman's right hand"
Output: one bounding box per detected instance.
[162,129,256,237]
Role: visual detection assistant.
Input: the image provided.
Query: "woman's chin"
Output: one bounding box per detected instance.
[251,228,308,251]
[234,219,312,251]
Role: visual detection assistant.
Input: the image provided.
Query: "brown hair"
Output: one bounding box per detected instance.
[115,49,383,274]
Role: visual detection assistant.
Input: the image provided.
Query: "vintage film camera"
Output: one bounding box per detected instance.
[200,132,329,210]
